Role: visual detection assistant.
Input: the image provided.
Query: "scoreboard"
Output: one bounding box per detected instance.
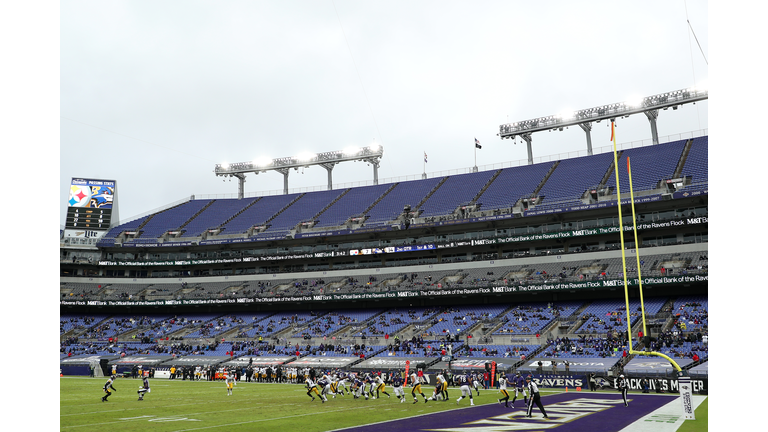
[65,207,112,229]
[65,178,116,230]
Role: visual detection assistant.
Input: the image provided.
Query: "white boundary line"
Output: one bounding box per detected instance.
[618,395,707,432]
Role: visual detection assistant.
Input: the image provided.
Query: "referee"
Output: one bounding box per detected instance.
[525,375,549,419]
[617,374,629,407]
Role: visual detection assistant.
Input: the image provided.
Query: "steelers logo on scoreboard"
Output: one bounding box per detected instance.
[68,185,92,207]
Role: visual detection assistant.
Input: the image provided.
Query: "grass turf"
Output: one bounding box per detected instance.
[60,376,707,432]
[676,395,708,432]
[61,376,512,432]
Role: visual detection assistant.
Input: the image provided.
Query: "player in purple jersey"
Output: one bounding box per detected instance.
[511,371,528,406]
[137,376,150,401]
[392,373,406,403]
[456,373,475,406]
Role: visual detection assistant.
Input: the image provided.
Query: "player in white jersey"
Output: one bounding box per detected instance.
[426,372,447,402]
[101,375,117,402]
[321,374,336,399]
[456,372,474,406]
[497,373,513,407]
[225,369,236,396]
[373,374,390,399]
[305,376,322,402]
[410,371,427,403]
[438,371,449,401]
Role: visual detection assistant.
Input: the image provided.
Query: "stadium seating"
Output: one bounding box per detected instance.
[290,309,384,339]
[604,139,687,192]
[421,305,508,337]
[535,152,615,209]
[136,200,213,238]
[364,177,443,225]
[680,136,708,185]
[417,170,497,218]
[313,184,392,228]
[221,193,302,235]
[181,197,259,237]
[96,138,707,241]
[265,189,345,234]
[475,163,554,211]
[493,302,582,336]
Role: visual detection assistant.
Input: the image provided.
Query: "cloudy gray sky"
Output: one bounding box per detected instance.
[59,0,710,228]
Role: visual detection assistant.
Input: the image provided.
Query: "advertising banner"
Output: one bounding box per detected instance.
[60,274,707,308]
[284,356,359,369]
[354,357,433,371]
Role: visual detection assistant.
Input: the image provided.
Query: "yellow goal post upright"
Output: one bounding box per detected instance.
[609,119,681,372]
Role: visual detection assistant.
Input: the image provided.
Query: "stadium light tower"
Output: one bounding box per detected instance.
[498,86,708,164]
[214,144,384,198]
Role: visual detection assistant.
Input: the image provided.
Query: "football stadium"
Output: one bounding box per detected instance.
[56,2,714,432]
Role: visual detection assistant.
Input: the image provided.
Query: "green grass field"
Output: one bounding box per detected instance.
[60,376,707,431]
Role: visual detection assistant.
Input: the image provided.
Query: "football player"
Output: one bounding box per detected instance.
[456,372,474,406]
[471,372,481,396]
[351,376,363,399]
[305,375,322,402]
[410,370,427,404]
[511,371,528,406]
[391,372,406,403]
[373,374,390,399]
[137,375,150,401]
[426,371,446,402]
[101,375,117,402]
[439,371,449,401]
[497,373,512,407]
[336,371,348,396]
[317,375,332,402]
[225,369,236,396]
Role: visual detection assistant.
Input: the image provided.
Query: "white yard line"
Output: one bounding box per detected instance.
[618,395,706,432]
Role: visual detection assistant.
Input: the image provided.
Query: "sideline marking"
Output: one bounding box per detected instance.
[618,395,706,432]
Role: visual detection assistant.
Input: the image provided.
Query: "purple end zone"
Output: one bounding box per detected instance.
[347,392,678,432]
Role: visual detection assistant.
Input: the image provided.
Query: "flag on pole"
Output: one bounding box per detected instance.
[474,138,482,149]
[610,122,615,143]
[424,152,428,163]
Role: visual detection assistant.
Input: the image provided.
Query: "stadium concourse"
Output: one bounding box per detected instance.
[61,133,707,430]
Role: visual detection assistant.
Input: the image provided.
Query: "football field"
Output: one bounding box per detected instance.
[61,376,494,432]
[60,377,708,432]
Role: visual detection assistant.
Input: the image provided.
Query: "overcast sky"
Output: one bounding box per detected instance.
[58,0,710,228]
